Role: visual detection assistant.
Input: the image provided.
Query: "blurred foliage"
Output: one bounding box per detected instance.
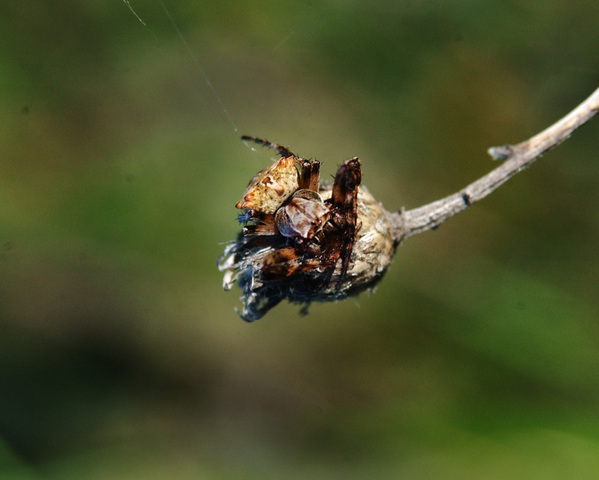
[2,0,599,478]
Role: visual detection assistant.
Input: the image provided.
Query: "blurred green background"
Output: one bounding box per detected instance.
[2,1,599,478]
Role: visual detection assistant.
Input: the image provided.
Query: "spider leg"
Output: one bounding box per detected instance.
[330,157,362,290]
[331,157,361,208]
[261,247,301,280]
[298,159,321,191]
[243,213,279,236]
[336,232,355,290]
[241,135,296,158]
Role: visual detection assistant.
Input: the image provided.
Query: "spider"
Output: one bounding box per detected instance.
[219,136,362,321]
[235,136,329,239]
[236,136,361,287]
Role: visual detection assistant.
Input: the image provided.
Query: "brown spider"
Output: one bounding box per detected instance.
[237,135,360,282]
[219,136,396,321]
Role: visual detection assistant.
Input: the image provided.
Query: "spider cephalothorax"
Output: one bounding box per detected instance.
[218,136,398,321]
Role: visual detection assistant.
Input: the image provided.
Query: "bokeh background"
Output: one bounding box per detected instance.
[2,1,599,478]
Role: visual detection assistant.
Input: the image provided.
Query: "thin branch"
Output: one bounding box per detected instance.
[393,86,599,243]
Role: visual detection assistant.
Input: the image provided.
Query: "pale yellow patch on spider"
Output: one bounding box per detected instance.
[235,157,299,215]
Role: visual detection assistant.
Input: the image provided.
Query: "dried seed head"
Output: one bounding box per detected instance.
[219,137,400,321]
[219,182,399,321]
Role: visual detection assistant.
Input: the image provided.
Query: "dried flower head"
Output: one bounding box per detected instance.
[218,137,399,321]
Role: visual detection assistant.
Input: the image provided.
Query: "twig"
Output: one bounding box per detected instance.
[220,86,599,320]
[393,86,599,243]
